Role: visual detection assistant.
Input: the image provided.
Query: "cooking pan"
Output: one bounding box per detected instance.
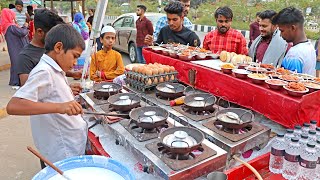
[108,93,141,112]
[129,106,169,129]
[93,82,121,99]
[215,108,254,129]
[156,83,185,99]
[159,126,204,155]
[184,93,217,112]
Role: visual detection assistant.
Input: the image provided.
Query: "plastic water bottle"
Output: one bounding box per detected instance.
[316,127,320,140]
[269,133,286,174]
[293,125,302,138]
[283,137,301,180]
[310,120,317,130]
[284,129,294,145]
[315,139,320,179]
[297,142,318,180]
[299,133,309,149]
[308,130,317,143]
[302,123,311,134]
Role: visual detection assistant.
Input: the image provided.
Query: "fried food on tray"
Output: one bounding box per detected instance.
[221,63,235,69]
[260,64,275,69]
[181,49,193,56]
[304,82,320,89]
[267,79,287,85]
[248,73,268,79]
[315,78,320,83]
[276,67,290,75]
[286,82,306,91]
[281,75,299,81]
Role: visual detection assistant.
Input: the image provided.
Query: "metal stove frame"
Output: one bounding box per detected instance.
[125,87,271,168]
[80,92,228,180]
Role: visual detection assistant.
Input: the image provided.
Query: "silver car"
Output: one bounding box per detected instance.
[111,13,165,63]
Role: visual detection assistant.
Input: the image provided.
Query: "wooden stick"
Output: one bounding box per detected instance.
[27,146,63,175]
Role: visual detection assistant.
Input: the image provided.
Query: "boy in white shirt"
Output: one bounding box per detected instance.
[6,24,87,165]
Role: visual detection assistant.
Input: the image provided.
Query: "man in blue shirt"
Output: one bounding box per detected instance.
[272,7,316,76]
[152,0,192,41]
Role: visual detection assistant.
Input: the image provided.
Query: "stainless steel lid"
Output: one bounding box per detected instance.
[163,130,197,148]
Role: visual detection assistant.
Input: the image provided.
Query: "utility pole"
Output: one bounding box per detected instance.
[81,0,109,88]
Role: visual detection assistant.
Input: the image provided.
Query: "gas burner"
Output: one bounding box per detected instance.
[93,92,108,100]
[203,119,264,142]
[181,105,216,116]
[120,119,170,142]
[129,119,169,134]
[214,121,252,134]
[157,142,204,160]
[146,141,217,171]
[155,92,176,101]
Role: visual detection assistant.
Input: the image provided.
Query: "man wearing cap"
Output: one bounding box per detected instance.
[12,0,27,27]
[90,26,125,82]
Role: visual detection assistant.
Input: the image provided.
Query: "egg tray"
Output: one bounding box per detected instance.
[125,76,179,92]
[125,71,178,82]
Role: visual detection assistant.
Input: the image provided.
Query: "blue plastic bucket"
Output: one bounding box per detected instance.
[32,155,135,180]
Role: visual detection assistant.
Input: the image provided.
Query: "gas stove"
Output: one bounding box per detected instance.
[124,86,271,168]
[80,92,228,179]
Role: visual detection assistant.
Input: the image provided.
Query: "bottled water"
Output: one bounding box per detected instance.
[269,133,286,174]
[299,133,309,149]
[297,142,317,180]
[284,129,294,145]
[308,130,317,143]
[316,127,320,140]
[283,137,301,180]
[302,123,311,134]
[293,125,302,138]
[310,120,317,130]
[315,139,320,179]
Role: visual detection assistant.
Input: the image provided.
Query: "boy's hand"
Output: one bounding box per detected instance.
[144,34,154,46]
[96,70,102,78]
[70,83,82,96]
[58,101,83,116]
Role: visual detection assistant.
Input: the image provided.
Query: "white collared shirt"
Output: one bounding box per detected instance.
[14,54,87,163]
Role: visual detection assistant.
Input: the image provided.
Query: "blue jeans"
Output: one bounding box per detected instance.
[137,46,146,64]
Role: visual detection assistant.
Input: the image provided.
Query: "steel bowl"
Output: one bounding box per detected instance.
[303,81,320,92]
[232,69,250,79]
[178,53,195,61]
[206,53,219,59]
[152,47,165,54]
[221,67,233,74]
[248,74,269,85]
[265,79,288,90]
[283,85,309,97]
[169,50,179,58]
[195,53,207,60]
[162,49,170,56]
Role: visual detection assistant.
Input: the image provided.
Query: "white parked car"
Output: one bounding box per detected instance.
[110,13,165,62]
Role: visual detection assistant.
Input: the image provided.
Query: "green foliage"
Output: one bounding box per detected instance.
[305,30,319,40]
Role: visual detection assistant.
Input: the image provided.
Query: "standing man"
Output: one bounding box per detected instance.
[16,9,75,86]
[145,1,200,47]
[153,0,192,41]
[248,10,288,67]
[248,12,260,48]
[136,5,153,64]
[203,6,248,55]
[272,7,316,76]
[12,0,27,27]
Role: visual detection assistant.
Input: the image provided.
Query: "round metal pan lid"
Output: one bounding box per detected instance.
[138,111,165,123]
[163,131,197,148]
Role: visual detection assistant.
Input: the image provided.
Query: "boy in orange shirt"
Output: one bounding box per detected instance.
[90,26,125,82]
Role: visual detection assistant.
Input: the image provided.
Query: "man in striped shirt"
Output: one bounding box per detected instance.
[12,0,27,27]
[203,6,248,55]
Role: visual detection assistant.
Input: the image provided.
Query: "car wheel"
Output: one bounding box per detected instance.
[129,43,137,63]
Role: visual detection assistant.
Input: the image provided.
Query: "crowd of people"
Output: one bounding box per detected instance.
[0,0,319,170]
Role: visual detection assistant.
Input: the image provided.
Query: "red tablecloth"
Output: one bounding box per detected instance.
[143,49,320,128]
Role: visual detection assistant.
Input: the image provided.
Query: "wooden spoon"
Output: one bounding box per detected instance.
[27,146,72,180]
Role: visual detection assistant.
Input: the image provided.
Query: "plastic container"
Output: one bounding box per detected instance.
[293,125,302,138]
[315,139,320,179]
[283,137,301,180]
[308,130,317,143]
[297,142,317,180]
[310,120,317,130]
[32,155,135,180]
[284,129,294,144]
[299,133,309,149]
[302,123,311,134]
[269,133,286,174]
